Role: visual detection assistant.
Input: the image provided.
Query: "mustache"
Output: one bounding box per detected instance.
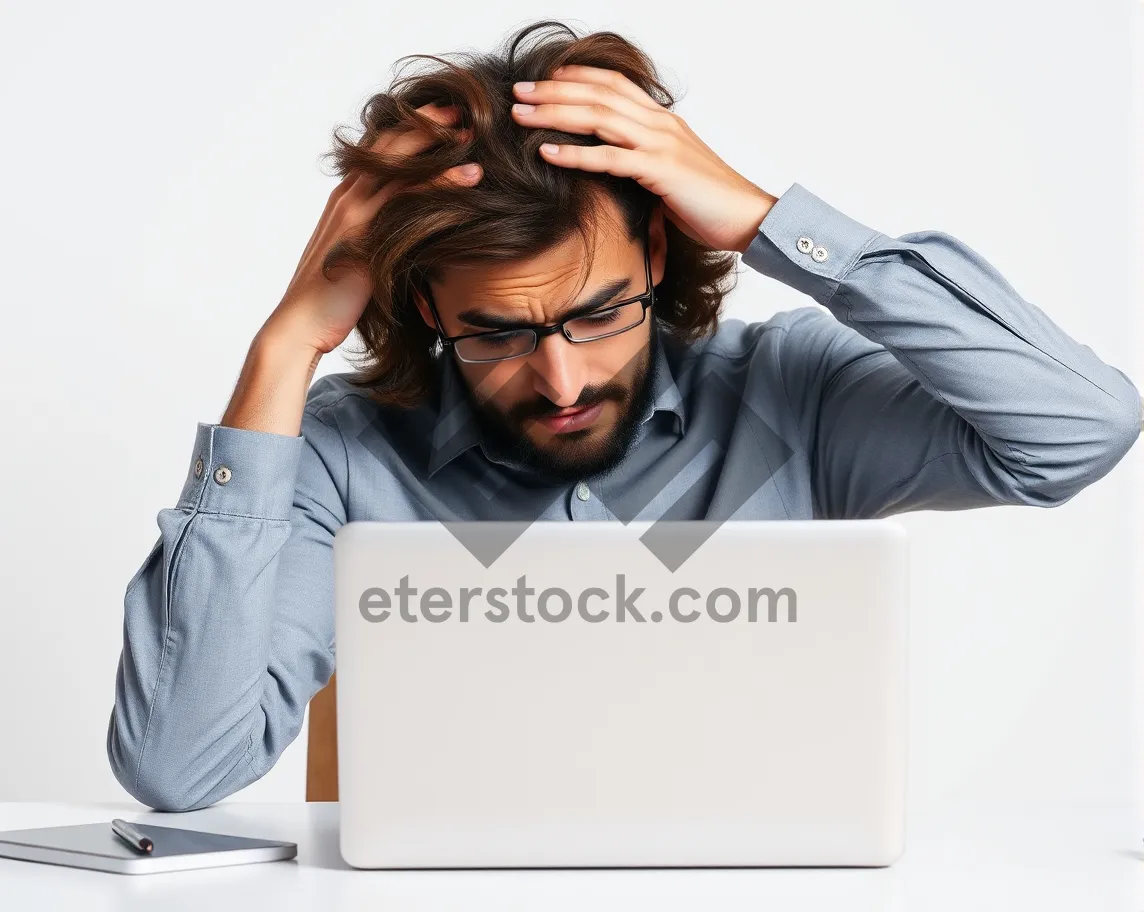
[509,382,627,423]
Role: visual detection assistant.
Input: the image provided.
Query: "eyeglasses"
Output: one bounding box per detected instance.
[421,219,655,364]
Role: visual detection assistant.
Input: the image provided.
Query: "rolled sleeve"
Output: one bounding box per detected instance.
[741,181,883,303]
[176,422,306,520]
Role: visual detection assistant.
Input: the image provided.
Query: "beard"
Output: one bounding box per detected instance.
[461,324,659,485]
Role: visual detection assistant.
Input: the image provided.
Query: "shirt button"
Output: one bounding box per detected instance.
[194,457,203,478]
[575,481,591,501]
[213,465,233,485]
[811,245,829,262]
[796,236,814,254]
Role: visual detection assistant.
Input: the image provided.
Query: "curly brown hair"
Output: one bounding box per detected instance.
[319,19,740,410]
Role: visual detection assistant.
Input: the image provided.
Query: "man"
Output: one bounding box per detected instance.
[106,29,1141,812]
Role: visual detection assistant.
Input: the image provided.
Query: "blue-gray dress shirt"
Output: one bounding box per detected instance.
[107,182,1142,811]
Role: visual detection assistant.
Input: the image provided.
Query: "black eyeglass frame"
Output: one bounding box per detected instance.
[420,218,656,364]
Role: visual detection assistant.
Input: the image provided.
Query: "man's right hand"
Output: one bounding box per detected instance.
[220,102,481,436]
[263,101,482,359]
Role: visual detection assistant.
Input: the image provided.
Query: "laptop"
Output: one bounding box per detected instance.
[333,518,909,868]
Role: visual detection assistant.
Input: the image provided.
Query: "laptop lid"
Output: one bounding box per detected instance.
[333,518,908,868]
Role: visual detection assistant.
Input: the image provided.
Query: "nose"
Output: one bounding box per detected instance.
[525,332,588,408]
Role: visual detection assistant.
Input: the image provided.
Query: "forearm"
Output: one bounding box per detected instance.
[108,320,348,811]
[221,324,322,437]
[107,418,312,810]
[744,183,1141,505]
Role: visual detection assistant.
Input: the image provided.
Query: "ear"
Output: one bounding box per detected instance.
[411,286,437,331]
[649,203,668,289]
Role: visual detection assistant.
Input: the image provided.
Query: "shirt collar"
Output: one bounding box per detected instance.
[426,325,687,478]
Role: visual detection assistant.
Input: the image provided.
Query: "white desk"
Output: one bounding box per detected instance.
[0,801,1139,911]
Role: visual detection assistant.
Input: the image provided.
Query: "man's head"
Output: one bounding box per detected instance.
[324,20,737,462]
[411,195,665,481]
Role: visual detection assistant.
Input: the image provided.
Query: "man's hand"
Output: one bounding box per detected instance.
[267,101,482,359]
[511,64,777,255]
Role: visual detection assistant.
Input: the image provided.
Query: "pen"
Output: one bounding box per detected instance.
[111,818,154,854]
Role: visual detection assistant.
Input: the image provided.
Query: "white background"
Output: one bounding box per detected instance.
[0,0,1139,824]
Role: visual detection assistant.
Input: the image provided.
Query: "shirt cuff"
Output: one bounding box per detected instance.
[740,182,883,304]
[176,422,306,520]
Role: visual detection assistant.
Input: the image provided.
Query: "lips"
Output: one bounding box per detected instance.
[532,401,606,434]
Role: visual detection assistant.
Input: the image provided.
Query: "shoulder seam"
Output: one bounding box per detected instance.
[305,385,373,428]
[700,323,790,364]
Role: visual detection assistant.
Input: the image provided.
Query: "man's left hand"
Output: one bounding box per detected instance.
[511,64,777,254]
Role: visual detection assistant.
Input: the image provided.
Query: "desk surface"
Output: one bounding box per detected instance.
[0,801,1139,911]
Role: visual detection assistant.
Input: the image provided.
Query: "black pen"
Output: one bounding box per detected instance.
[111,818,154,854]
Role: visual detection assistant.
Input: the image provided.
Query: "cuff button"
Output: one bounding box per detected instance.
[194,457,203,478]
[796,236,814,254]
[811,245,829,262]
[213,465,233,485]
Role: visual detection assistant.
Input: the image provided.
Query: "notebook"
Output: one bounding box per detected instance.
[0,820,297,874]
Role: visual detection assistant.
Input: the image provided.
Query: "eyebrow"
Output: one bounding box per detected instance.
[455,277,633,330]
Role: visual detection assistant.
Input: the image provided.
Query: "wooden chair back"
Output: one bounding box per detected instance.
[305,671,338,801]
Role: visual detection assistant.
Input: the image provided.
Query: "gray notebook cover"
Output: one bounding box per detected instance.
[0,820,297,874]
